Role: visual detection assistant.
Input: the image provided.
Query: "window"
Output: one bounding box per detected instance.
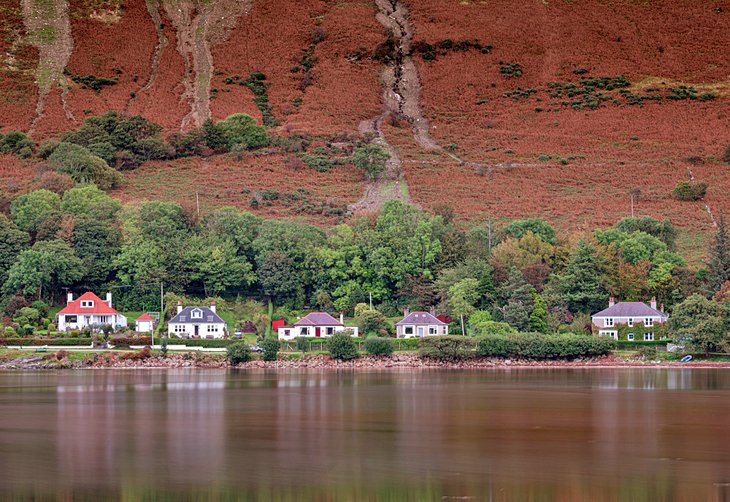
[174,324,186,333]
[404,326,414,335]
[599,330,617,339]
[300,327,309,336]
[644,332,654,341]
[605,318,614,327]
[191,309,203,319]
[429,326,437,335]
[207,325,219,333]
[326,327,334,336]
[628,318,634,327]
[98,316,109,324]
[66,315,77,323]
[627,333,634,341]
[284,329,291,336]
[81,300,94,308]
[645,318,654,327]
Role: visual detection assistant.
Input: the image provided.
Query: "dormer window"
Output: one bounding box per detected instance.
[191,309,203,319]
[81,300,94,308]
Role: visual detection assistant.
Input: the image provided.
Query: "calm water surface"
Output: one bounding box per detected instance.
[1,368,730,501]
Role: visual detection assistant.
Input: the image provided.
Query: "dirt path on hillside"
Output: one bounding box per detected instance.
[688,168,717,227]
[151,0,252,129]
[21,0,75,133]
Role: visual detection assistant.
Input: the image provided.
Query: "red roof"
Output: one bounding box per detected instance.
[57,292,120,316]
[136,313,154,322]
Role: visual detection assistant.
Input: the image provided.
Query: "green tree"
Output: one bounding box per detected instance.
[529,292,549,333]
[0,215,30,286]
[615,216,678,249]
[260,337,280,361]
[499,267,535,332]
[448,278,479,335]
[556,240,607,314]
[187,237,255,296]
[670,294,728,355]
[61,185,121,220]
[73,218,122,286]
[227,342,252,365]
[4,239,85,301]
[10,189,61,235]
[708,214,730,293]
[357,309,391,336]
[352,144,390,180]
[502,218,556,244]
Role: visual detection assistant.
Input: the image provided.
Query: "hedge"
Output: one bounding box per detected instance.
[616,340,669,349]
[476,333,616,359]
[164,338,235,348]
[0,338,92,346]
[418,336,477,360]
[110,336,152,348]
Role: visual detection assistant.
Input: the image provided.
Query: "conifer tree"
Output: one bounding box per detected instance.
[707,214,730,293]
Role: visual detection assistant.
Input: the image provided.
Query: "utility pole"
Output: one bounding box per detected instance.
[369,292,373,311]
[195,192,200,217]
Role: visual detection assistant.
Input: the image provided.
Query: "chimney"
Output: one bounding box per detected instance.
[660,304,665,313]
[404,307,410,317]
[339,312,344,324]
[210,301,216,314]
[609,297,615,308]
[106,292,113,308]
[177,301,183,314]
[67,292,73,304]
[429,306,436,316]
[650,297,657,310]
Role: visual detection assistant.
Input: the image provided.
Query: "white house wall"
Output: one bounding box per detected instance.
[168,322,227,339]
[278,325,359,340]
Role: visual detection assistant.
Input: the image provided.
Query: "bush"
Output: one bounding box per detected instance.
[364,336,394,357]
[227,342,252,365]
[161,337,168,355]
[121,346,152,361]
[418,336,475,360]
[476,333,616,359]
[328,331,358,360]
[357,309,391,336]
[48,142,122,190]
[218,114,268,150]
[110,336,152,348]
[672,180,708,201]
[0,338,91,346]
[295,336,310,352]
[261,337,280,361]
[352,144,390,181]
[47,323,56,332]
[165,338,234,348]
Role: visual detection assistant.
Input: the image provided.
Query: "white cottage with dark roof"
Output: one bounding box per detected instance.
[591,297,668,341]
[396,309,448,338]
[168,301,227,338]
[277,312,359,340]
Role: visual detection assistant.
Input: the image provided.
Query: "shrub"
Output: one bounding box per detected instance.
[121,346,152,361]
[364,336,394,357]
[352,144,390,181]
[218,114,268,150]
[476,333,615,359]
[261,337,280,361]
[418,336,475,360]
[161,337,168,355]
[47,323,56,332]
[227,342,252,365]
[295,336,310,352]
[672,180,708,201]
[328,331,358,360]
[110,336,152,348]
[357,309,391,336]
[48,142,122,190]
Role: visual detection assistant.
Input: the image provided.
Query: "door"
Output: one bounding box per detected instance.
[315,327,321,337]
[418,326,424,337]
[194,325,199,337]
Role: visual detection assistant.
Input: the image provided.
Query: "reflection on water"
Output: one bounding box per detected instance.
[1,369,730,500]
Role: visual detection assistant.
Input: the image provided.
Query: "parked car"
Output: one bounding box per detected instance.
[249,344,263,353]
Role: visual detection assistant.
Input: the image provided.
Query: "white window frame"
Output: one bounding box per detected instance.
[429,326,437,335]
[627,318,634,327]
[81,300,94,308]
[605,318,614,327]
[404,326,414,335]
[191,309,203,319]
[644,332,654,341]
[599,330,617,339]
[174,324,186,333]
[627,333,634,341]
[326,327,335,336]
[300,327,310,336]
[645,318,654,327]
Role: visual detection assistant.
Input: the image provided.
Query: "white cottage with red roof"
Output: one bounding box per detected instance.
[56,292,127,331]
[277,312,359,340]
[135,313,155,333]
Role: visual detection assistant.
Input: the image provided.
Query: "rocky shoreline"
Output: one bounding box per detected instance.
[2,351,730,370]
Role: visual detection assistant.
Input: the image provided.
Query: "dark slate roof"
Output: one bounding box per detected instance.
[293,312,343,327]
[396,312,447,326]
[169,307,226,325]
[592,302,668,319]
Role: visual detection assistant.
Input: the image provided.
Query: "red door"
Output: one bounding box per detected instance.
[315,327,321,337]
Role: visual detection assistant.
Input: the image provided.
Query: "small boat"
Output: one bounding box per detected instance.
[35,346,48,353]
[680,355,693,362]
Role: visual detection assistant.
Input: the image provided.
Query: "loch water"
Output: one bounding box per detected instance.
[1,368,729,501]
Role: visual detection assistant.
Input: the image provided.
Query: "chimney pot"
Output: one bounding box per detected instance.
[650,297,657,310]
[609,297,615,308]
[67,292,73,304]
[106,292,112,308]
[339,312,344,324]
[177,301,183,315]
[404,307,410,317]
[210,301,216,314]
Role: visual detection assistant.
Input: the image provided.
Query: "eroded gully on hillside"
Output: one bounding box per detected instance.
[140,0,252,129]
[22,0,75,133]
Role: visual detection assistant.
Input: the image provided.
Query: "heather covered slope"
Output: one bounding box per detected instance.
[0,0,729,255]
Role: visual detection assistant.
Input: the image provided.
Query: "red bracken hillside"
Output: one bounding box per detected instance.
[0,0,728,257]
